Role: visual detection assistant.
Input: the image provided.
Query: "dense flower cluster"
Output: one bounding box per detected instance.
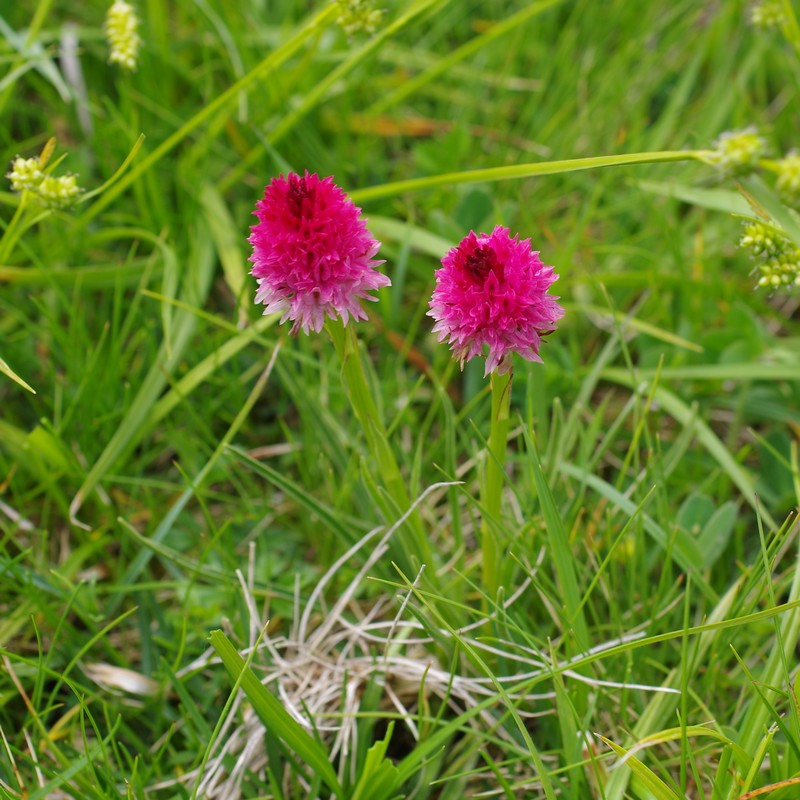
[6,156,82,209]
[428,226,564,375]
[740,221,800,289]
[7,157,44,192]
[105,0,141,70]
[249,172,390,334]
[706,128,767,176]
[333,0,384,36]
[775,153,800,207]
[749,0,786,29]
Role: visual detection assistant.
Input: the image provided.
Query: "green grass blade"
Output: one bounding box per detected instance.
[525,432,590,654]
[350,151,703,203]
[0,355,35,393]
[208,629,343,798]
[597,735,681,800]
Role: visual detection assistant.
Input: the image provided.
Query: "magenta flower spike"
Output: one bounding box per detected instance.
[249,171,390,334]
[428,226,564,376]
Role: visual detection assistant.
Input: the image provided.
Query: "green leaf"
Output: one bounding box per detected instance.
[351,151,701,203]
[525,431,590,653]
[597,735,682,800]
[208,630,343,798]
[199,183,248,323]
[367,215,454,260]
[697,503,737,569]
[636,179,751,215]
[0,355,35,393]
[351,722,402,800]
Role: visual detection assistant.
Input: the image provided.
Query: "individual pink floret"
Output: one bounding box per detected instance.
[249,172,390,334]
[428,226,564,376]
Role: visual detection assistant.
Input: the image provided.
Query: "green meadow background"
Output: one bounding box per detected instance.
[2,1,800,798]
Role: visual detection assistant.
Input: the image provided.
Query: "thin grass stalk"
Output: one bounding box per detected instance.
[350,151,707,203]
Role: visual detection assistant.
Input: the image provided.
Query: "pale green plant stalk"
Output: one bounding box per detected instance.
[326,320,434,577]
[350,150,710,203]
[480,369,512,602]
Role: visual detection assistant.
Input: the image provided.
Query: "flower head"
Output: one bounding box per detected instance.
[706,128,767,177]
[105,0,141,70]
[757,251,800,288]
[7,154,83,209]
[775,152,800,206]
[37,174,83,208]
[333,0,384,36]
[740,221,789,259]
[7,157,44,192]
[248,171,389,334]
[750,0,785,29]
[740,220,800,290]
[428,226,564,376]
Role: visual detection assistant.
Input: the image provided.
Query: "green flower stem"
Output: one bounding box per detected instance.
[481,369,513,603]
[326,320,434,576]
[350,150,707,204]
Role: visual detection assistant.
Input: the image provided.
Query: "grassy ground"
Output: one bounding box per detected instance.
[2,0,800,797]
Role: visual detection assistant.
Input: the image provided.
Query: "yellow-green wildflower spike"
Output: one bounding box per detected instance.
[7,157,44,192]
[775,153,800,206]
[740,221,800,290]
[37,174,83,209]
[750,0,786,29]
[740,221,790,259]
[706,128,767,176]
[105,0,141,71]
[757,251,800,288]
[332,0,384,36]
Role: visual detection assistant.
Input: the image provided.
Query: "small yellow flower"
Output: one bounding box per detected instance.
[7,157,44,192]
[105,0,141,71]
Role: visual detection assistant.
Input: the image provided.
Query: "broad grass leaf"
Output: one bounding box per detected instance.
[209,630,343,797]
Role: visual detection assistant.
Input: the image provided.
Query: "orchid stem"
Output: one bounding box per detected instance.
[481,369,513,604]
